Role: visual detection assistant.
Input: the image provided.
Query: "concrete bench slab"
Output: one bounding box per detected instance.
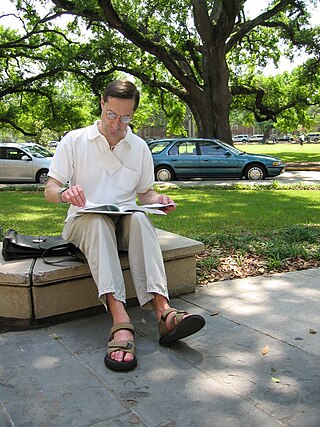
[0,229,203,327]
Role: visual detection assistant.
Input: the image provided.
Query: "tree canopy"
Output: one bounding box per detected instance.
[0,0,319,142]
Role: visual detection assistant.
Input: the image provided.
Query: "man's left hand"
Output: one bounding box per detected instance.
[156,194,176,214]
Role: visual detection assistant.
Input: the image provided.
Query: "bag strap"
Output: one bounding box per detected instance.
[42,243,86,266]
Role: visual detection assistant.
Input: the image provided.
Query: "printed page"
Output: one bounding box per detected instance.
[77,200,168,216]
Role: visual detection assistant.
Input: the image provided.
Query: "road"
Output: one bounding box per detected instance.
[158,170,320,187]
[1,170,320,189]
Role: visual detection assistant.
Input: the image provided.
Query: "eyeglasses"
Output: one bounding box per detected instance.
[105,110,132,124]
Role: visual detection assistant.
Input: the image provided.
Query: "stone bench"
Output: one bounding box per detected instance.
[0,229,204,328]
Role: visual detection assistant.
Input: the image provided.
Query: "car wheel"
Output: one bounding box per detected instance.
[155,166,175,182]
[244,164,266,180]
[36,170,49,184]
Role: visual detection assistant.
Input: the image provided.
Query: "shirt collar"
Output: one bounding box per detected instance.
[88,121,133,148]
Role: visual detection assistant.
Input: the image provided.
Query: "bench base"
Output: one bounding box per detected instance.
[0,229,203,328]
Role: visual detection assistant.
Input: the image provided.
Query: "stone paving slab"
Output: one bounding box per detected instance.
[46,307,280,427]
[1,269,320,427]
[182,269,320,356]
[0,328,137,427]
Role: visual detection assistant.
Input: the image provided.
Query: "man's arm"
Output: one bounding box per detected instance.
[44,177,86,207]
[137,189,176,214]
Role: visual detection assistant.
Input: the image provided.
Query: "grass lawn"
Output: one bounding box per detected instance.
[1,185,320,283]
[234,143,320,163]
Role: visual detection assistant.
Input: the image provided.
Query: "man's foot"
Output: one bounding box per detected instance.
[158,308,205,345]
[104,322,137,371]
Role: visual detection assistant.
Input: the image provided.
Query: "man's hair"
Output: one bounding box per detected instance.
[102,80,140,111]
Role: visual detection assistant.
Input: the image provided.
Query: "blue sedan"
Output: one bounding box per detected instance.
[148,138,286,181]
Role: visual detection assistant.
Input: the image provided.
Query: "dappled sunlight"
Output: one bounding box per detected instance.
[292,286,320,299]
[154,188,320,238]
[1,191,68,234]
[32,355,61,369]
[221,297,269,316]
[195,273,320,338]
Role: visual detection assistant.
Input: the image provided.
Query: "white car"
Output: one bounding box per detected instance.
[249,134,264,142]
[49,140,59,148]
[0,143,52,184]
[306,132,320,142]
[232,134,249,143]
[20,142,54,157]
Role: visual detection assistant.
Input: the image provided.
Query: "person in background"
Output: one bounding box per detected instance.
[44,80,205,372]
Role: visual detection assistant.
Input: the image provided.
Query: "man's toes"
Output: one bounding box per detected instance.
[111,350,122,361]
[123,352,134,363]
[111,350,133,363]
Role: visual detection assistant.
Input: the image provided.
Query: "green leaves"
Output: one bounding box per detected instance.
[1,0,319,140]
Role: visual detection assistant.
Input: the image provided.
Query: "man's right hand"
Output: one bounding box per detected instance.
[60,184,86,207]
[45,178,86,207]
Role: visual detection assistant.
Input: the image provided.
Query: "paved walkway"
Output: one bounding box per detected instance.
[1,268,319,426]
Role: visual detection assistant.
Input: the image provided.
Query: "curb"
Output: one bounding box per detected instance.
[286,162,320,171]
[285,167,320,171]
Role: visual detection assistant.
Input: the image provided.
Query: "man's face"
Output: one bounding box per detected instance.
[99,97,136,143]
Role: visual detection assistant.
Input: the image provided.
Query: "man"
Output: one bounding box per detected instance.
[44,80,205,371]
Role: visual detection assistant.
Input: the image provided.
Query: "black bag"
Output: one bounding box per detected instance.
[1,229,85,265]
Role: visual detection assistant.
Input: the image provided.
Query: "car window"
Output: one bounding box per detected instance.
[169,141,197,155]
[199,141,226,156]
[22,145,50,158]
[6,148,28,160]
[0,147,6,159]
[149,141,172,154]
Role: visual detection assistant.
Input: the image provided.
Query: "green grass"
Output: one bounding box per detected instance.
[1,186,320,280]
[0,191,69,236]
[151,186,320,237]
[2,186,320,237]
[235,143,320,163]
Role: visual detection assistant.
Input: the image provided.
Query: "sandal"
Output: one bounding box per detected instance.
[104,322,137,371]
[158,308,205,345]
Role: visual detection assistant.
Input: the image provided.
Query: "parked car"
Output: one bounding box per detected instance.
[0,142,52,183]
[148,138,285,181]
[20,142,54,157]
[249,134,264,142]
[232,134,249,143]
[275,134,295,142]
[48,140,59,148]
[306,132,320,142]
[145,138,156,144]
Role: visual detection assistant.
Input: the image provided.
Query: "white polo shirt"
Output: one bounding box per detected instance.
[48,121,155,220]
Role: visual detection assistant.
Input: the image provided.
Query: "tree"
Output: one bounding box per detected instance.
[1,0,319,142]
[0,12,98,140]
[231,58,320,135]
[46,0,319,141]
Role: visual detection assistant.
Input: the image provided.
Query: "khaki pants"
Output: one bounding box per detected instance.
[62,212,169,309]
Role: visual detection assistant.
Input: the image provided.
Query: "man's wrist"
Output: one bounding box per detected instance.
[57,187,68,204]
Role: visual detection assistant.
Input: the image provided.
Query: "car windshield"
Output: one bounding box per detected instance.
[148,140,173,154]
[216,140,244,155]
[22,145,53,158]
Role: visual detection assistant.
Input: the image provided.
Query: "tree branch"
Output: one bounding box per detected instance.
[227,0,300,51]
[0,118,37,136]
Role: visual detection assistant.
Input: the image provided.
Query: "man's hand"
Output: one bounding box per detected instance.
[45,178,86,207]
[60,184,86,207]
[155,194,176,214]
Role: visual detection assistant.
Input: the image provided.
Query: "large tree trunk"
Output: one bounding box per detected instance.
[189,42,232,143]
[190,0,235,144]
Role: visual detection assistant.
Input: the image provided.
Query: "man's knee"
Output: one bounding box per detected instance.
[130,212,153,230]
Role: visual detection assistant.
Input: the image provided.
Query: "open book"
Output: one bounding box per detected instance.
[76,200,175,216]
